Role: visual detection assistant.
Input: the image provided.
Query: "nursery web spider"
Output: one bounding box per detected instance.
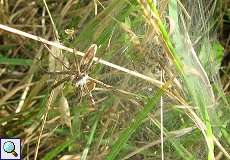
[47,44,110,107]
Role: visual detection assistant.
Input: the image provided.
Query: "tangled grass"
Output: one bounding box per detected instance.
[0,0,229,159]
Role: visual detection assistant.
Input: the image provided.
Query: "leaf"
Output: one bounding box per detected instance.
[58,95,72,128]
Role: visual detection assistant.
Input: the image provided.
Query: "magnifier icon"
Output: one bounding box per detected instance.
[3,141,18,157]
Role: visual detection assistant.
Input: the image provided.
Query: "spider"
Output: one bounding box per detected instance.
[41,43,136,107]
[47,44,108,107]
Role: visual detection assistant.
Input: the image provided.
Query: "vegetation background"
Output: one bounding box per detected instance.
[0,0,229,159]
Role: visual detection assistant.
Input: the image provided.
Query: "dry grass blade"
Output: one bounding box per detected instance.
[0,83,33,107]
[0,24,163,87]
[16,76,33,113]
[59,154,81,160]
[34,89,55,160]
[34,2,64,159]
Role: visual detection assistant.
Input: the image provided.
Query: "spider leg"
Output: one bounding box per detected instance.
[44,70,76,75]
[88,77,112,89]
[87,91,95,107]
[79,86,83,104]
[41,41,70,70]
[88,76,138,98]
[51,76,71,90]
[72,85,83,107]
[83,84,95,107]
[36,57,53,74]
[36,53,75,79]
[73,48,81,75]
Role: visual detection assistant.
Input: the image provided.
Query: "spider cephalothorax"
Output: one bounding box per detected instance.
[72,73,89,87]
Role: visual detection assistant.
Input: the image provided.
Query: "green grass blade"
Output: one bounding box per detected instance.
[105,80,172,160]
[0,56,33,65]
[42,135,78,160]
[144,0,218,159]
[167,0,215,159]
[80,113,100,160]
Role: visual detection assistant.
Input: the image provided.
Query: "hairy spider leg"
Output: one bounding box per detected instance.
[41,41,70,70]
[83,83,95,107]
[51,76,72,90]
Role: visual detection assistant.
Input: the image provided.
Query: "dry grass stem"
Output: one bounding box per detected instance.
[0,24,163,87]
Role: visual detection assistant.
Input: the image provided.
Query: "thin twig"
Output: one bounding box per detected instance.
[160,70,164,160]
[0,24,163,87]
